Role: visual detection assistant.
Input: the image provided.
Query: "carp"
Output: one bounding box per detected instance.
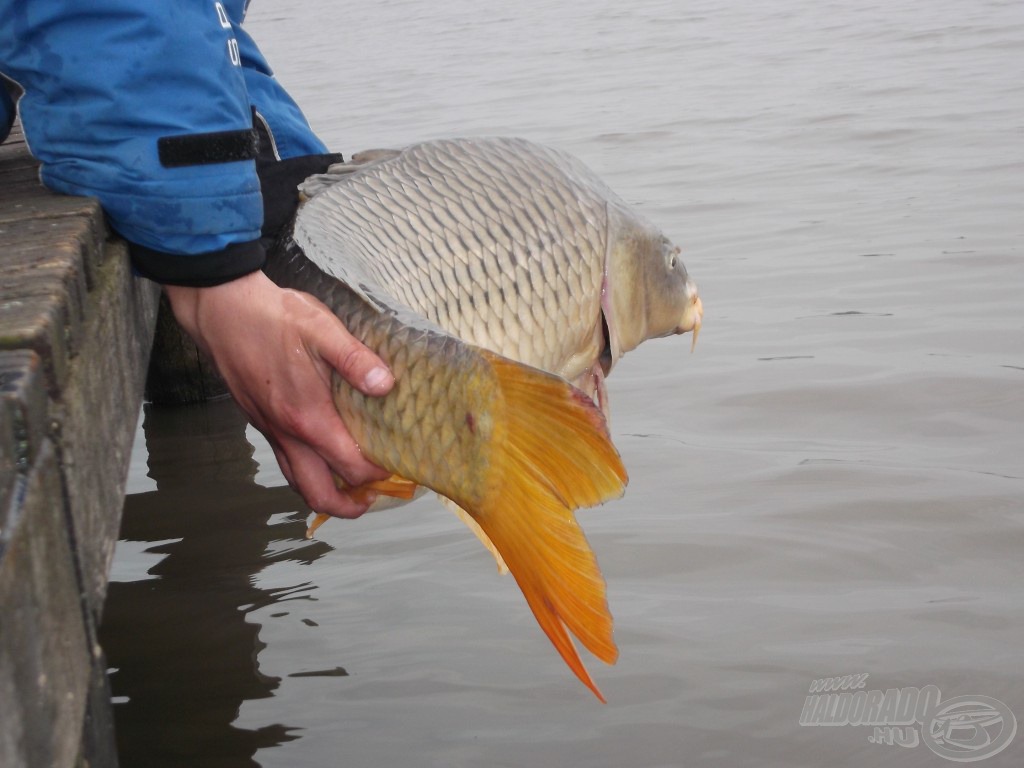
[265,137,702,700]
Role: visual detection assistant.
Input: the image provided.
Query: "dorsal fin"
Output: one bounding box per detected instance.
[298,148,403,200]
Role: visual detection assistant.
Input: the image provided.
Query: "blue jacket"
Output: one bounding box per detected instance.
[0,1,327,284]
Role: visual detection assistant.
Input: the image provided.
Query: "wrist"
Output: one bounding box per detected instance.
[163,269,271,345]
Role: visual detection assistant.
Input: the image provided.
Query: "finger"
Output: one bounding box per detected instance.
[235,365,389,488]
[282,289,394,397]
[238,357,389,488]
[269,442,296,488]
[289,402,391,486]
[315,315,394,397]
[279,435,375,519]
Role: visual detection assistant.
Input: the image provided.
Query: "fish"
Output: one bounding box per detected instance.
[263,137,702,701]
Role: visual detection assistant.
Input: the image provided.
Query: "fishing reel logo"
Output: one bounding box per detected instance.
[799,674,1017,762]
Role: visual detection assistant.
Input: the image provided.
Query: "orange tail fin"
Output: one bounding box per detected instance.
[438,496,510,574]
[462,351,628,701]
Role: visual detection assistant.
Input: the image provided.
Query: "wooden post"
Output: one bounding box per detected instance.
[145,293,228,405]
[0,126,160,767]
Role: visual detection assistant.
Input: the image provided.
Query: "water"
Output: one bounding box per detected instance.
[101,1,1024,765]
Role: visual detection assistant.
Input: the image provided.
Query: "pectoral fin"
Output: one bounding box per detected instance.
[335,473,420,501]
[306,474,421,538]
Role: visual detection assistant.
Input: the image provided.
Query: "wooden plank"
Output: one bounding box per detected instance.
[0,350,49,472]
[55,239,159,616]
[0,216,108,395]
[0,278,71,395]
[0,385,13,527]
[0,202,107,288]
[0,440,91,768]
[0,124,161,766]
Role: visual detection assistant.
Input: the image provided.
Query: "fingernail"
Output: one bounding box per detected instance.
[362,366,391,392]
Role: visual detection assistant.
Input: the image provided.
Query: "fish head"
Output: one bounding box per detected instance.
[647,236,703,352]
[603,202,703,364]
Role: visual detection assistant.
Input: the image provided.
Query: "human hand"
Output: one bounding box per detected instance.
[164,270,395,518]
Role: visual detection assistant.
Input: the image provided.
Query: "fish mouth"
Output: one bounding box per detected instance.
[676,280,703,352]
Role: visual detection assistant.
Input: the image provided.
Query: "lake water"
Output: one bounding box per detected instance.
[101,1,1024,766]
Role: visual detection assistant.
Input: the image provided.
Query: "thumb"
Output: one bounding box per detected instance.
[320,319,395,397]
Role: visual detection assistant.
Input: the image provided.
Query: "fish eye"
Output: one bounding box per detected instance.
[665,243,681,271]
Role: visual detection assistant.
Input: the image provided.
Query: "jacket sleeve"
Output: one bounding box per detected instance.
[220,1,343,248]
[227,11,330,161]
[0,2,271,285]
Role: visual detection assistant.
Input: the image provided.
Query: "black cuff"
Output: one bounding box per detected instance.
[128,239,266,287]
[0,79,17,144]
[257,152,344,242]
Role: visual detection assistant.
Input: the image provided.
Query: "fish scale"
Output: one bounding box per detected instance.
[299,139,609,378]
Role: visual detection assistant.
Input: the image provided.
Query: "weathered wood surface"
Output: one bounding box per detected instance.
[146,293,228,405]
[0,126,161,768]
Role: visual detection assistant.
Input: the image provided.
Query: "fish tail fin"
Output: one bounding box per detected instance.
[466,350,627,701]
[438,496,510,574]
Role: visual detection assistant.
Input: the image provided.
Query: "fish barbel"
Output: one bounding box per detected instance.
[264,137,702,701]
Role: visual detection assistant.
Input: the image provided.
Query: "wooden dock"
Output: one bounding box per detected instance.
[0,127,161,767]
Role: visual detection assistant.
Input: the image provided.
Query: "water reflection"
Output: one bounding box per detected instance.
[100,399,328,768]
